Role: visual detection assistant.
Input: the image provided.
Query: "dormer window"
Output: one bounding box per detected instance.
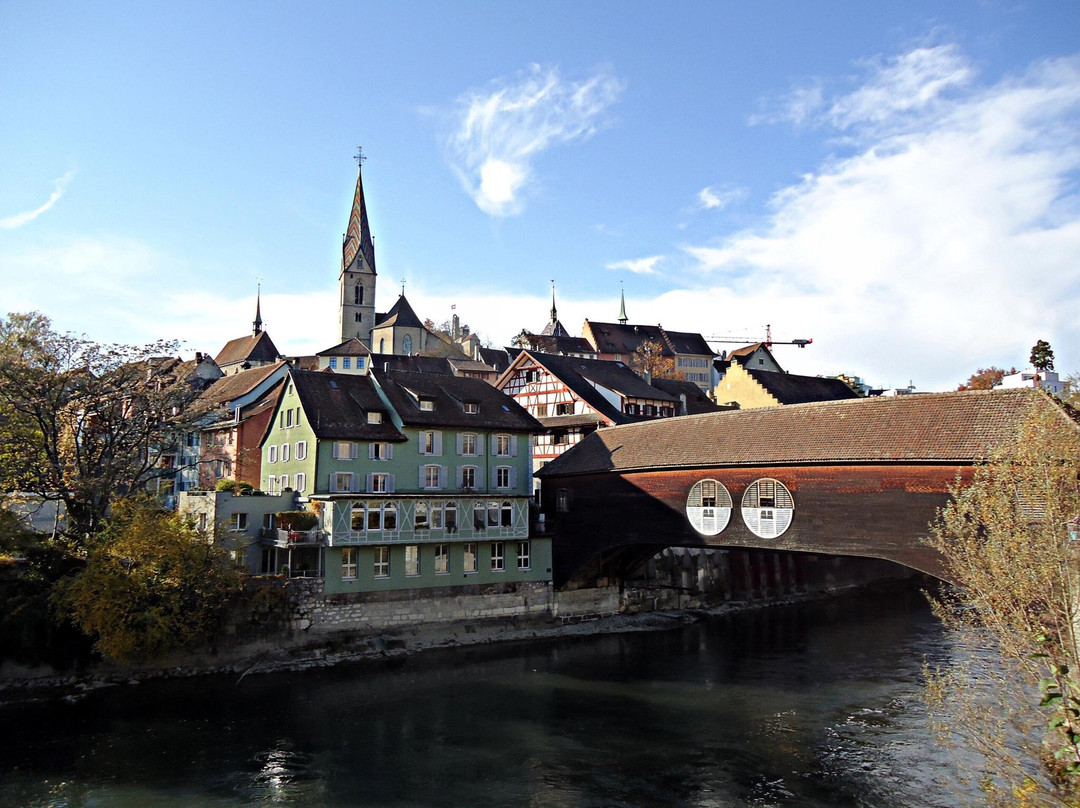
[464,402,478,414]
[367,411,382,424]
[419,399,435,412]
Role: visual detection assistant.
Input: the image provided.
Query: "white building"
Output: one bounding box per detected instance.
[999,368,1064,395]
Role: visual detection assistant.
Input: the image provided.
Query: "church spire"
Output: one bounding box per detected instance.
[549,279,558,324]
[253,284,263,335]
[342,147,377,276]
[618,285,628,325]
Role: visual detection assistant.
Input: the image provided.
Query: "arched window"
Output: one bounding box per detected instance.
[741,478,794,539]
[379,338,385,353]
[402,334,413,355]
[685,479,732,536]
[445,501,458,533]
[354,284,362,305]
[501,500,513,527]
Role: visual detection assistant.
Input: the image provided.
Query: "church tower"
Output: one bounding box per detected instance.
[338,152,378,343]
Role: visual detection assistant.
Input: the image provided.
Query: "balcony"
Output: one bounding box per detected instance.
[259,528,325,548]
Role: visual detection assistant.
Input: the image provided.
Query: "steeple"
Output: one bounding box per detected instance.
[618,286,628,325]
[549,279,558,324]
[253,284,263,335]
[339,148,379,344]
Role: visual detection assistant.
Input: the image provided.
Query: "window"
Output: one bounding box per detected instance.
[496,467,511,489]
[367,506,381,531]
[373,546,390,578]
[367,411,382,425]
[281,443,290,462]
[296,441,307,460]
[419,398,434,411]
[415,501,428,530]
[420,430,442,455]
[487,501,499,528]
[423,464,441,489]
[383,503,397,531]
[741,478,795,539]
[267,475,276,494]
[445,502,458,533]
[686,479,733,536]
[557,488,569,512]
[342,547,357,580]
[263,513,276,531]
[370,473,390,493]
[369,442,392,460]
[473,502,486,530]
[355,312,362,323]
[405,545,420,576]
[434,544,449,574]
[459,433,477,456]
[501,501,513,527]
[351,502,366,531]
[535,403,548,417]
[463,543,477,574]
[286,409,293,428]
[460,466,476,489]
[343,358,351,370]
[295,473,306,493]
[464,402,478,414]
[333,441,357,459]
[555,402,573,415]
[496,434,511,456]
[355,284,363,305]
[332,472,353,493]
[517,541,530,570]
[491,541,505,572]
[232,512,248,530]
[329,357,338,369]
[402,334,413,355]
[280,474,289,490]
[267,445,278,463]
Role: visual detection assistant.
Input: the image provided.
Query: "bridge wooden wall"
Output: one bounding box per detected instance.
[540,463,971,586]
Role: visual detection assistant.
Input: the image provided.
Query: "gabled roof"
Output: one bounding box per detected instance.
[478,347,512,374]
[537,388,1068,477]
[540,318,571,338]
[745,369,859,405]
[286,370,404,442]
[517,333,597,356]
[200,360,289,407]
[374,294,425,329]
[586,320,668,356]
[716,342,783,372]
[368,354,453,376]
[342,165,376,274]
[649,378,727,415]
[663,329,716,357]
[373,369,540,432]
[317,337,371,358]
[497,351,677,427]
[447,358,496,374]
[215,330,281,368]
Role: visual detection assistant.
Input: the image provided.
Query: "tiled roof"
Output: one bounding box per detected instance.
[317,337,371,357]
[368,354,453,376]
[662,330,716,356]
[538,413,608,429]
[517,333,597,356]
[373,369,541,432]
[586,321,667,355]
[374,295,425,329]
[746,369,859,405]
[214,331,281,367]
[649,378,727,415]
[289,370,405,442]
[447,358,496,373]
[536,388,1070,476]
[200,361,288,406]
[478,347,512,373]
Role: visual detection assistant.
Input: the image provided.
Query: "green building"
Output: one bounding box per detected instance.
[259,368,549,595]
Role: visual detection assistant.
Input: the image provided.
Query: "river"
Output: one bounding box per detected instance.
[0,585,972,807]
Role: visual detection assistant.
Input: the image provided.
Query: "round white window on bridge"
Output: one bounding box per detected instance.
[685,479,733,536]
[741,478,794,539]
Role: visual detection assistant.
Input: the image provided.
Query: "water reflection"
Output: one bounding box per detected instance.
[0,586,968,808]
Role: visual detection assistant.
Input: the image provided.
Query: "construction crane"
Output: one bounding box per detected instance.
[705,324,812,349]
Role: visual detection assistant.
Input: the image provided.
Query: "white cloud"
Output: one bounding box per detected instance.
[0,171,75,229]
[446,64,625,216]
[685,48,1080,390]
[606,255,663,275]
[697,185,747,211]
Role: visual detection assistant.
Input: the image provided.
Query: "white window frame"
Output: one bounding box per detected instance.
[369,442,393,461]
[279,474,289,490]
[341,547,358,580]
[434,543,449,575]
[333,441,358,460]
[373,546,390,578]
[463,542,477,574]
[295,472,306,493]
[459,433,478,456]
[491,541,505,572]
[496,466,512,489]
[405,545,420,577]
[281,442,290,462]
[463,402,478,414]
[369,473,391,494]
[495,434,511,457]
[420,430,442,456]
[267,475,277,494]
[517,540,530,570]
[460,466,477,489]
[367,411,382,424]
[267,444,278,463]
[422,464,442,490]
[331,472,354,493]
[296,441,307,460]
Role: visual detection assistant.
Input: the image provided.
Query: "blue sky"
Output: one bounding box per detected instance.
[2,1,1078,390]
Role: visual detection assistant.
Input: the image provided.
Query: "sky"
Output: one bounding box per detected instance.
[2,1,1078,391]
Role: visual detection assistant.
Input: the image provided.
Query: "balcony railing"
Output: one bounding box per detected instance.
[258,528,325,547]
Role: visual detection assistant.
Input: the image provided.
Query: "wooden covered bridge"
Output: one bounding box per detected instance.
[535,388,1075,590]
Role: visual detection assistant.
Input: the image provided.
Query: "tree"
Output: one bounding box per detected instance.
[0,312,209,546]
[927,402,1080,806]
[628,339,675,381]
[1032,340,1056,373]
[957,366,1017,391]
[52,497,246,662]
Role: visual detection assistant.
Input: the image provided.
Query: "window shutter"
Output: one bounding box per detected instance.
[366,473,374,493]
[476,435,484,456]
[331,443,339,460]
[490,434,497,455]
[439,465,447,490]
[386,444,393,460]
[510,435,518,457]
[433,431,443,456]
[387,475,395,493]
[350,443,359,459]
[419,466,426,488]
[456,433,464,454]
[350,473,361,493]
[509,467,517,488]
[329,473,337,493]
[475,466,485,489]
[369,444,377,460]
[456,466,464,488]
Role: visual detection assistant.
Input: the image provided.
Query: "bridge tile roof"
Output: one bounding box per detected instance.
[535,388,1072,476]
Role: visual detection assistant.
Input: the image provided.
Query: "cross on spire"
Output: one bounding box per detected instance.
[354,146,366,167]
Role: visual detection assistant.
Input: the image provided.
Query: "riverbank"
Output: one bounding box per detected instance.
[0,576,927,705]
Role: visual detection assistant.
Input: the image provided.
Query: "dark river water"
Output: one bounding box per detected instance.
[0,585,971,807]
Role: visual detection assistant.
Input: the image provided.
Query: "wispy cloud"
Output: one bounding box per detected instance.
[684,47,1080,390]
[0,170,75,229]
[446,64,625,216]
[606,255,663,275]
[697,185,747,211]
